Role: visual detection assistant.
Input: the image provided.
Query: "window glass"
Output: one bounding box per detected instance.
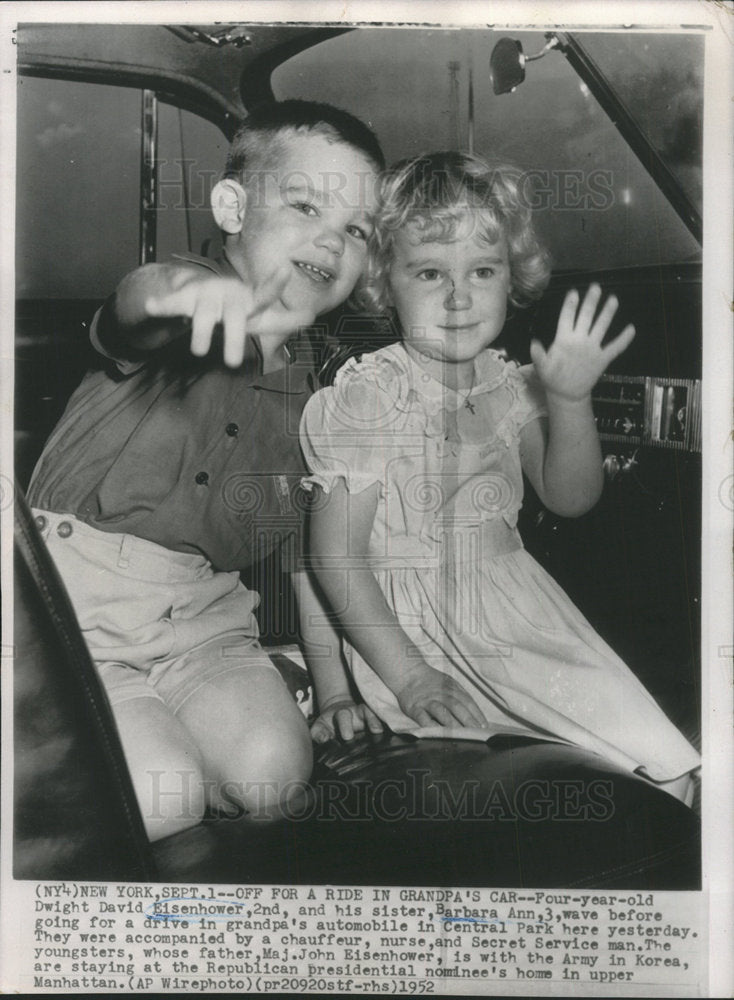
[579,32,703,212]
[16,76,140,298]
[156,102,227,262]
[273,28,701,271]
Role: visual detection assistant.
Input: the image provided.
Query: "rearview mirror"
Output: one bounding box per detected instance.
[489,37,525,94]
[490,35,560,95]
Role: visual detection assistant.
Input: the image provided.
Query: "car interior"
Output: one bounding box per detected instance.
[13,22,703,887]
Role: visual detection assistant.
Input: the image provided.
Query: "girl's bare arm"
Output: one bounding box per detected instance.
[520,284,635,517]
[291,567,383,742]
[308,480,487,729]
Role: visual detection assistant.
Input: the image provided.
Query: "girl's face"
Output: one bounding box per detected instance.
[387,217,511,378]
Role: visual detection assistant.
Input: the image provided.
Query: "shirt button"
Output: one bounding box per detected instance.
[57,521,73,538]
[195,471,209,486]
[225,422,239,437]
[35,514,47,531]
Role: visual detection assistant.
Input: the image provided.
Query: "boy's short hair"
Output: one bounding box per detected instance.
[225,99,385,183]
[361,151,551,312]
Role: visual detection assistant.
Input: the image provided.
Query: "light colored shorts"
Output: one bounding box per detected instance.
[32,509,280,711]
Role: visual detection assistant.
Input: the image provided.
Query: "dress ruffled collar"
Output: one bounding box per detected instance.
[382,342,511,417]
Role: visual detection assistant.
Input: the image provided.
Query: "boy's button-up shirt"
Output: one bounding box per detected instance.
[28,253,317,572]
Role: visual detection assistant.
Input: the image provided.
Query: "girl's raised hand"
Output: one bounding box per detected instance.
[530,284,635,402]
[396,664,488,730]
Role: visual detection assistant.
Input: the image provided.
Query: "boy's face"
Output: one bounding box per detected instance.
[235,133,379,323]
[388,218,511,372]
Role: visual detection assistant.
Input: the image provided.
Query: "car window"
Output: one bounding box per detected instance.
[579,32,703,213]
[272,27,702,272]
[156,100,226,262]
[16,77,228,301]
[16,76,140,299]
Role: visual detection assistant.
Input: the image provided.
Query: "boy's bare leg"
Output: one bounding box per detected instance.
[175,662,313,822]
[112,698,206,841]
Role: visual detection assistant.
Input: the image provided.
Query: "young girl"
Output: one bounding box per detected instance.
[299,151,700,803]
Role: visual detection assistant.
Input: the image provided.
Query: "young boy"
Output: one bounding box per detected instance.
[27,100,383,840]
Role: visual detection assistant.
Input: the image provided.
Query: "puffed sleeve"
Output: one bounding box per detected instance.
[507,361,548,429]
[300,351,412,496]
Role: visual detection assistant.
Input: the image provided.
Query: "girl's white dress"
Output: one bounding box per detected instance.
[300,343,700,785]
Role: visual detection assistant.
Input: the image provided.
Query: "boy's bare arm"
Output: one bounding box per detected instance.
[97,262,315,368]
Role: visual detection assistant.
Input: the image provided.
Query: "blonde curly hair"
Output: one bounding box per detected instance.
[358,151,551,313]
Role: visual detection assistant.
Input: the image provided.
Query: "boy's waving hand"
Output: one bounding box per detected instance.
[145,266,317,368]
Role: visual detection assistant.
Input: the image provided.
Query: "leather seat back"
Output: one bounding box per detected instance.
[13,491,155,881]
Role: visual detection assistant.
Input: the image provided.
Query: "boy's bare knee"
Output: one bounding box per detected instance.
[220,723,313,822]
[112,698,207,841]
[131,746,207,842]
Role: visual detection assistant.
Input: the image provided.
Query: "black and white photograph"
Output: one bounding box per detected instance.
[1,1,731,995]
